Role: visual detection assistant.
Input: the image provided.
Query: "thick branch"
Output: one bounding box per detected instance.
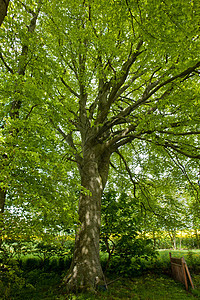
[18,1,42,75]
[96,40,144,123]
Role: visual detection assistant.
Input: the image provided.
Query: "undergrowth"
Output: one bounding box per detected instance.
[1,250,200,299]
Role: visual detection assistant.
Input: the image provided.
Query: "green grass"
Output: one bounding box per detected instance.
[2,250,200,299]
[66,273,200,299]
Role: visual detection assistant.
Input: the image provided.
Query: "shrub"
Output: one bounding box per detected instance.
[105,237,157,276]
[0,262,25,299]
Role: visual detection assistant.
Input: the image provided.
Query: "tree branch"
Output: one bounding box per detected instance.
[50,120,82,165]
[116,149,137,197]
[0,51,13,73]
[96,39,144,123]
[60,77,80,98]
[164,147,198,196]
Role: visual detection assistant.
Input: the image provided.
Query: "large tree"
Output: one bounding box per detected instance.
[1,0,200,292]
[44,0,200,290]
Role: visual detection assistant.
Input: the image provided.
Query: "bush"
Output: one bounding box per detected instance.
[105,237,157,276]
[0,262,25,299]
[23,257,41,270]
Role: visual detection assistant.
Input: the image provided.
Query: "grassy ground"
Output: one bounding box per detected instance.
[66,273,200,299]
[2,249,200,299]
[11,272,200,299]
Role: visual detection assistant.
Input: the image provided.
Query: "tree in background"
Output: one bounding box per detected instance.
[0,0,78,250]
[1,0,200,291]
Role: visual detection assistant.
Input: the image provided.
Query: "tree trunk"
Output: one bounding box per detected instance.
[0,187,6,247]
[0,187,6,214]
[152,230,156,249]
[64,146,110,291]
[171,232,176,250]
[0,0,10,27]
[195,229,199,249]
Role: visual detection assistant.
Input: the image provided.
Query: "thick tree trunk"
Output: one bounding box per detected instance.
[64,146,110,291]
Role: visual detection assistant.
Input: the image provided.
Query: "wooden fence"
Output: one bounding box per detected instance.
[169,252,194,290]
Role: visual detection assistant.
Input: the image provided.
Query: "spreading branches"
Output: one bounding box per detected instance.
[164,141,200,159]
[50,120,82,166]
[96,39,144,124]
[147,61,200,99]
[136,134,200,160]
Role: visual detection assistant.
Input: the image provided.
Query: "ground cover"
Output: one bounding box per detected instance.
[1,250,200,299]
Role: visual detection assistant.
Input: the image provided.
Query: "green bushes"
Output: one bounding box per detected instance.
[101,237,157,276]
[0,262,25,299]
[100,192,157,276]
[0,236,74,299]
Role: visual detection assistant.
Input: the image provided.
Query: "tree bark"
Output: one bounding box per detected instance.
[0,188,6,247]
[0,0,10,27]
[64,145,110,291]
[0,188,5,214]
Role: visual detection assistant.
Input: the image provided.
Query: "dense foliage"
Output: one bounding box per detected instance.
[0,0,200,292]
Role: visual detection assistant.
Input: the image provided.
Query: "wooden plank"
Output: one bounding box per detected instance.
[169,252,193,290]
[183,257,194,289]
[182,257,188,291]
